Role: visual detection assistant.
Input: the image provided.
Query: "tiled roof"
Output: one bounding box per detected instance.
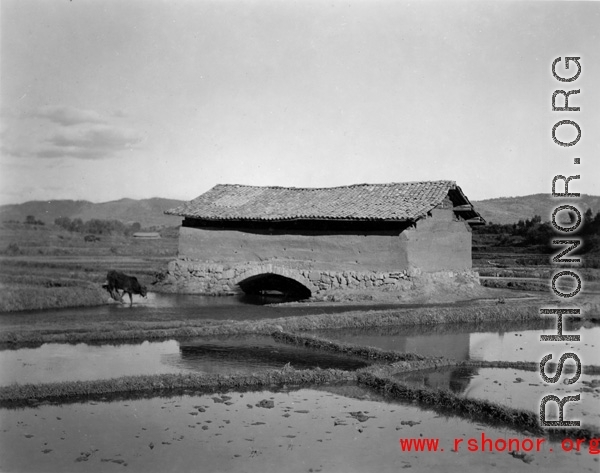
[166,181,479,222]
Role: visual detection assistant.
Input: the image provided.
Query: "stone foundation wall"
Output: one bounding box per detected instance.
[155,259,479,297]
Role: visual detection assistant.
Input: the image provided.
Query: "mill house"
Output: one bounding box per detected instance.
[163,181,484,299]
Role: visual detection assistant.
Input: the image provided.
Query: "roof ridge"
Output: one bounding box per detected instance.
[164,180,481,222]
[214,180,456,191]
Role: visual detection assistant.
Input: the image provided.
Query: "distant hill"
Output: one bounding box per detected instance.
[69,198,186,227]
[0,198,185,228]
[473,193,600,225]
[2,193,598,228]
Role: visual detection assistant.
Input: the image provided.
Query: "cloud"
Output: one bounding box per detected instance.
[2,106,144,161]
[35,106,106,126]
[40,125,143,160]
[48,125,142,150]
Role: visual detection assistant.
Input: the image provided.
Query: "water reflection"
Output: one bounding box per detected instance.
[312,321,600,363]
[393,366,600,428]
[394,366,479,394]
[0,340,186,386]
[0,292,522,331]
[0,335,368,386]
[2,315,597,386]
[175,336,369,372]
[469,325,600,363]
[0,292,411,329]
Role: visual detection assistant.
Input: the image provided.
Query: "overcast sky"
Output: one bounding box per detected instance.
[1,0,599,205]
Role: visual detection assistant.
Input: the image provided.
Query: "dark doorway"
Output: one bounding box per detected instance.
[237,273,312,301]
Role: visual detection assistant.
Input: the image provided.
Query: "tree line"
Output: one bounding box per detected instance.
[474,208,600,253]
[54,217,142,236]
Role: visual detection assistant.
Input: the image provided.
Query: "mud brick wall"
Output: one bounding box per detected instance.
[165,207,474,296]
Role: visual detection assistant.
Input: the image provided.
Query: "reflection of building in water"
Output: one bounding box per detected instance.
[397,366,479,395]
[392,332,474,395]
[175,339,369,374]
[396,333,470,360]
[324,332,471,360]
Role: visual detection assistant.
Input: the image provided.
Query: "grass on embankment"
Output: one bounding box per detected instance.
[0,368,356,408]
[0,283,107,312]
[0,301,542,347]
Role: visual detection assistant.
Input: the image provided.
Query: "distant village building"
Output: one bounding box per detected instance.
[162,181,484,298]
[132,232,161,239]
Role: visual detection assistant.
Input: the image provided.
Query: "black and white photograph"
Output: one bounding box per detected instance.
[0,1,599,472]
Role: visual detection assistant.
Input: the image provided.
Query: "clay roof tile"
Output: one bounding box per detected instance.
[165,181,482,222]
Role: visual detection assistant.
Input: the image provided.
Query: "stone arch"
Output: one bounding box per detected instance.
[232,265,315,299]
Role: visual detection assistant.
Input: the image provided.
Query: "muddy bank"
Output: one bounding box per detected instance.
[477,266,600,282]
[480,277,547,291]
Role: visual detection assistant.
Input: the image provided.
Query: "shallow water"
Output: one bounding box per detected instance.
[3,318,597,386]
[0,292,403,329]
[1,386,598,473]
[312,320,600,363]
[0,291,497,330]
[393,366,600,429]
[0,335,368,386]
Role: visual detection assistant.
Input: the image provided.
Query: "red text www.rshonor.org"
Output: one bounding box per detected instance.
[399,435,600,454]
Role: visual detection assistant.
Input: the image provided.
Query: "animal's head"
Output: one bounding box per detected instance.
[140,285,148,298]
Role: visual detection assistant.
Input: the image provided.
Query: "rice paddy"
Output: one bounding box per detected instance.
[2,288,599,471]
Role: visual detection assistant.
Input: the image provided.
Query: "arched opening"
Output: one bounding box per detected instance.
[237,273,312,302]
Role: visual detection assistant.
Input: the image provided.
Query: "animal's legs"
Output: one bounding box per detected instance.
[113,289,124,303]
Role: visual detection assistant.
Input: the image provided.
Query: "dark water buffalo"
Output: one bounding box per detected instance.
[103,270,147,306]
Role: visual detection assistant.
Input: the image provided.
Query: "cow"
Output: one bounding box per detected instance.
[103,270,147,306]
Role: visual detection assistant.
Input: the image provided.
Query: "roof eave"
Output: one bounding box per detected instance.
[174,215,417,223]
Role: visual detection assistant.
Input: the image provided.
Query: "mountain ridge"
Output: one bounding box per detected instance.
[473,193,600,225]
[1,194,598,228]
[0,198,185,228]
